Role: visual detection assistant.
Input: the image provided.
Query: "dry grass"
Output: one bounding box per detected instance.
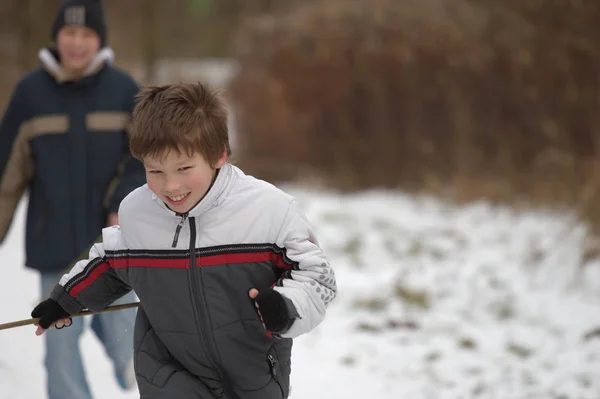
[229,0,600,226]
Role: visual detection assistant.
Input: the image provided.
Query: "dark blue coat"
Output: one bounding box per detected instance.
[0,48,145,272]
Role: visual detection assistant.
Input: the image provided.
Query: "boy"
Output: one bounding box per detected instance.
[31,82,337,398]
[1,0,142,397]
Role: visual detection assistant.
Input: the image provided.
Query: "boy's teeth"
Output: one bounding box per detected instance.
[170,194,186,201]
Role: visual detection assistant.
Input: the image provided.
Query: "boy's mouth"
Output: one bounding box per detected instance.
[66,51,88,60]
[166,193,190,205]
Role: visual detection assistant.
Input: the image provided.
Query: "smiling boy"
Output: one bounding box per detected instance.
[31,82,338,398]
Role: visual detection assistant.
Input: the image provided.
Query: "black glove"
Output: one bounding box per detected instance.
[31,298,71,329]
[253,289,291,333]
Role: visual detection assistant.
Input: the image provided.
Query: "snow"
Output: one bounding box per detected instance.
[1,189,600,398]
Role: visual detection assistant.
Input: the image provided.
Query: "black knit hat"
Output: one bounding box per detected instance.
[51,0,107,47]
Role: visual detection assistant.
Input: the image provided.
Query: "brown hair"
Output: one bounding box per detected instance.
[130,82,231,166]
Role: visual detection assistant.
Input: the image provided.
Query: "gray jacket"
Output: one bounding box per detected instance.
[50,163,337,398]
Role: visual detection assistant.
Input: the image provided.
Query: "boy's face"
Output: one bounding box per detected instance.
[56,25,100,74]
[144,149,227,214]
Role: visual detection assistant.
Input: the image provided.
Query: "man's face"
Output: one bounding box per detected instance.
[56,25,100,74]
[145,149,227,214]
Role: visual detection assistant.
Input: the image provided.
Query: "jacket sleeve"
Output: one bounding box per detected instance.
[49,225,132,314]
[0,82,32,243]
[273,199,337,338]
[105,80,145,214]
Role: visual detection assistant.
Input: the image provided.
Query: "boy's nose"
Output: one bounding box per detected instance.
[72,34,84,46]
[164,179,181,192]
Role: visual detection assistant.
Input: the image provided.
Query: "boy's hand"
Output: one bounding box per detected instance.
[31,298,72,336]
[249,288,290,333]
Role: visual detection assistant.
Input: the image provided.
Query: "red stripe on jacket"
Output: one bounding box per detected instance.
[68,250,294,298]
[69,262,111,297]
[110,257,189,269]
[198,251,293,270]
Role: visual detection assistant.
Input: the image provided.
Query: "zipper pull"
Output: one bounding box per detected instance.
[171,213,188,248]
[267,354,278,377]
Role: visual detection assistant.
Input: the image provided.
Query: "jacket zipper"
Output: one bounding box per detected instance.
[171,212,188,248]
[187,217,236,397]
[187,217,216,363]
[267,354,278,378]
[268,353,285,398]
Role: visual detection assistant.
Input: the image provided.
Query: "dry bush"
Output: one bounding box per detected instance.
[229,0,600,223]
[230,0,486,188]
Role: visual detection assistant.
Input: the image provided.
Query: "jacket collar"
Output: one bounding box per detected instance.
[39,47,114,83]
[152,163,235,219]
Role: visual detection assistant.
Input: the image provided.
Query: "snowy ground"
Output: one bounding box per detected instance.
[1,189,600,399]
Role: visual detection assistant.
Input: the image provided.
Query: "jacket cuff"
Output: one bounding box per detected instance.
[50,284,85,315]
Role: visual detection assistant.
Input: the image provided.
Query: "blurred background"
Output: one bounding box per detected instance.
[1,0,600,221]
[1,0,600,398]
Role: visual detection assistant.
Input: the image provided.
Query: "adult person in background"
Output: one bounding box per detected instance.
[0,1,144,398]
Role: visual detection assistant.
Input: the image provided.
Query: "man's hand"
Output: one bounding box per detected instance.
[249,288,291,333]
[107,213,119,226]
[31,298,72,336]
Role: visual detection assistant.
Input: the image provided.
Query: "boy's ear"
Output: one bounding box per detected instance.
[214,149,228,169]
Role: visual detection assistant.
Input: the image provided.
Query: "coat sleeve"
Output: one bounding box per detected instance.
[105,80,145,214]
[50,225,132,314]
[0,81,32,243]
[273,199,337,338]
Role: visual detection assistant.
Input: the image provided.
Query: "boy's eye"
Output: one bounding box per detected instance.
[178,166,192,172]
[148,170,162,175]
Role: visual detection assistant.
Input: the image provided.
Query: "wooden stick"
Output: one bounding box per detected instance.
[0,302,140,331]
